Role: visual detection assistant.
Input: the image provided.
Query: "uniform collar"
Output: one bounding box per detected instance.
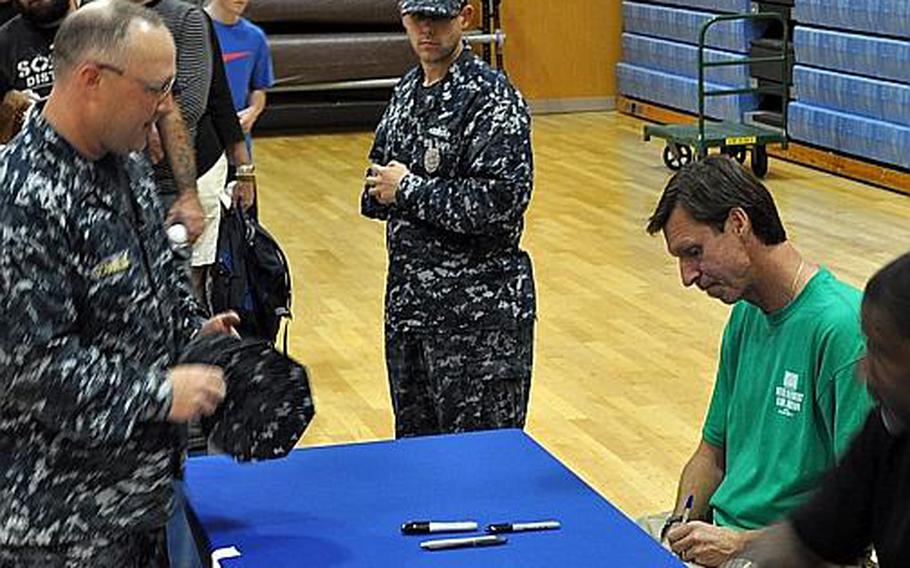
[27,108,92,169]
[25,110,123,211]
[416,41,475,91]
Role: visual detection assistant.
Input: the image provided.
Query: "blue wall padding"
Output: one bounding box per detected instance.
[789,102,910,169]
[793,0,910,40]
[794,27,910,86]
[793,65,910,126]
[623,33,752,87]
[623,1,762,53]
[618,62,759,122]
[634,0,753,14]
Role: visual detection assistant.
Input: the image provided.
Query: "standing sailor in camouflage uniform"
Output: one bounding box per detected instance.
[0,1,237,564]
[362,0,536,438]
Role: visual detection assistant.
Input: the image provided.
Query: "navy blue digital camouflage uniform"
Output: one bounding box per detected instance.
[361,43,536,438]
[0,111,206,566]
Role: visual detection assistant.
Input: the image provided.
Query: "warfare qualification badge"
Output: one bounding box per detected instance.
[424,145,441,174]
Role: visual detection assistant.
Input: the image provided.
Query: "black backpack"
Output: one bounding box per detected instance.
[211,206,292,351]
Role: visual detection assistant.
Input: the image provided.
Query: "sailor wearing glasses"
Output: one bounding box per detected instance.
[0,2,237,564]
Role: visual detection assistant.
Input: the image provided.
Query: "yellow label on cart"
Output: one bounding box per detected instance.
[725,136,757,146]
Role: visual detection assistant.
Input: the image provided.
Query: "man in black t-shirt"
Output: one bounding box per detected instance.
[0,0,74,144]
[0,0,74,101]
[723,252,910,568]
[1,0,207,239]
[0,0,17,27]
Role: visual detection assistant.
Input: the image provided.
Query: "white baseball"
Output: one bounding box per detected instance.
[166,223,188,246]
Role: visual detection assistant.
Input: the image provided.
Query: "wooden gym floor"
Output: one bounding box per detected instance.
[252,111,910,519]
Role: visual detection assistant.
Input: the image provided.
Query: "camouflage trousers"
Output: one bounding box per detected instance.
[0,528,169,568]
[385,322,534,438]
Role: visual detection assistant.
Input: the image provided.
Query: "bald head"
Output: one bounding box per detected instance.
[52,0,170,79]
[42,0,178,159]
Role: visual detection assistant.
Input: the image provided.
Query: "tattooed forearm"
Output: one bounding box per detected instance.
[157,106,198,195]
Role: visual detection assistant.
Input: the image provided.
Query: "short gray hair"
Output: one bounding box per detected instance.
[53,0,166,76]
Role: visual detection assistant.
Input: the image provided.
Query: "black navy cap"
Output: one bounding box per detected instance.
[400,0,466,18]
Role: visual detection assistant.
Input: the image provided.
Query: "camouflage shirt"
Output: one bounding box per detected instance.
[361,45,536,332]
[0,112,205,546]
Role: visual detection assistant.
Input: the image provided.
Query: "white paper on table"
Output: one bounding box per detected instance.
[211,545,243,567]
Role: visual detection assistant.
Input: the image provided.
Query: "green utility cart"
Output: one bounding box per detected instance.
[643,12,789,178]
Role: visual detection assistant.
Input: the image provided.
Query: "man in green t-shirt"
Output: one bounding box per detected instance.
[642,156,872,567]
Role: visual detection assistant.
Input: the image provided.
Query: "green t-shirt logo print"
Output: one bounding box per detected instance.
[776,370,804,417]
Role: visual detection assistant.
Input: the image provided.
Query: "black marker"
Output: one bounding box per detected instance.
[401,520,478,535]
[420,535,507,551]
[486,520,561,533]
[681,494,694,524]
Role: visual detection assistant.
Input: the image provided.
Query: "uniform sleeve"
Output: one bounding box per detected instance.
[394,88,533,235]
[0,207,173,446]
[136,155,208,345]
[360,98,396,221]
[815,319,874,457]
[168,248,208,350]
[702,312,741,448]
[251,28,274,91]
[790,412,879,563]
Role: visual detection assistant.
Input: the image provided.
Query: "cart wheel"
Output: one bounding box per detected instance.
[721,145,747,164]
[751,145,769,178]
[662,144,693,171]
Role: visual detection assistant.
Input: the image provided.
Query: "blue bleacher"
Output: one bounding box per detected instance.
[793,0,910,41]
[638,0,753,14]
[623,33,752,87]
[623,1,762,53]
[794,27,910,86]
[618,62,759,122]
[789,102,910,169]
[793,66,910,126]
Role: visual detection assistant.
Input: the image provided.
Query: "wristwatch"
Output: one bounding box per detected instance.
[660,514,684,541]
[236,163,256,183]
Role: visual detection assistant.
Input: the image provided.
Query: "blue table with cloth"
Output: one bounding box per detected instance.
[184,429,684,567]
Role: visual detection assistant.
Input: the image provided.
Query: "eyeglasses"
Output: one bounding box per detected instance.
[95,62,178,100]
